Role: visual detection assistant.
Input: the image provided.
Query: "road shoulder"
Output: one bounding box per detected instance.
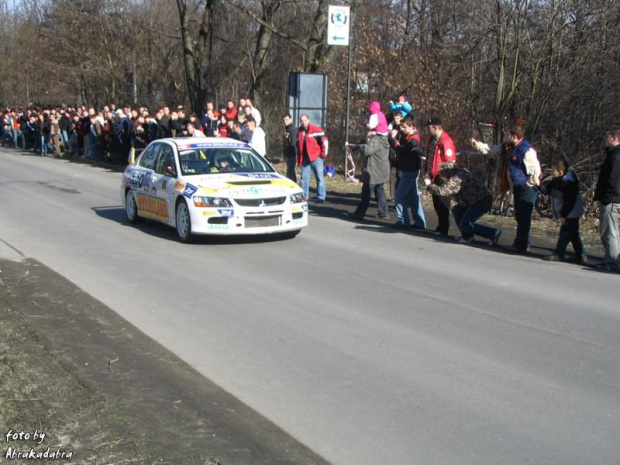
[0,256,330,465]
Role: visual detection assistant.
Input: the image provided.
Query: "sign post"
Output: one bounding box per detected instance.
[327,5,353,180]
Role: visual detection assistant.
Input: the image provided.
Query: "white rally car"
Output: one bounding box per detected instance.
[121,137,308,242]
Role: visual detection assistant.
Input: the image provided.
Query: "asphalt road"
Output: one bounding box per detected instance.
[1,148,619,465]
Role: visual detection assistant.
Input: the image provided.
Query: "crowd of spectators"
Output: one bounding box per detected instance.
[2,95,618,272]
[1,98,264,162]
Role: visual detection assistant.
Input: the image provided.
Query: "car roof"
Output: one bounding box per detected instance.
[164,137,250,150]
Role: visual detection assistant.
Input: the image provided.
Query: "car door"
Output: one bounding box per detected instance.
[133,142,167,223]
[151,142,178,225]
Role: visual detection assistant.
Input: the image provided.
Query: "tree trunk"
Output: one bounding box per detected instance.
[248,0,282,101]
[176,0,214,114]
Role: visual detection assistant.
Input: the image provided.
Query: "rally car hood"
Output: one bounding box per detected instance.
[177,172,300,197]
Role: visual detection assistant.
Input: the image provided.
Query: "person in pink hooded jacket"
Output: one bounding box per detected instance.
[367,101,389,136]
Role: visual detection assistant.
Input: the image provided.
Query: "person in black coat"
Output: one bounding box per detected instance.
[36,113,51,156]
[282,113,297,183]
[593,128,620,271]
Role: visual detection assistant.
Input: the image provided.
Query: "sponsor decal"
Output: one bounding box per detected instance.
[177,141,248,150]
[226,186,288,197]
[142,172,152,191]
[270,178,298,189]
[237,173,281,180]
[302,204,309,212]
[175,181,186,190]
[202,211,217,216]
[208,223,230,230]
[183,183,198,198]
[129,171,146,188]
[136,195,168,220]
[218,209,234,217]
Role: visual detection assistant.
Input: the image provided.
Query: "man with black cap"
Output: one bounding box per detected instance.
[424,117,457,236]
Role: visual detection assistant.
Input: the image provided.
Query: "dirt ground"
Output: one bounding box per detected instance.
[0,255,330,465]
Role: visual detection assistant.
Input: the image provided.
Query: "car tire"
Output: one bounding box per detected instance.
[175,200,193,243]
[125,190,142,224]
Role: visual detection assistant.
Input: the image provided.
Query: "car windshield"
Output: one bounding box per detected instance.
[178,147,275,176]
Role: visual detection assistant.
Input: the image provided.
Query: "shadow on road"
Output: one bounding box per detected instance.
[92,205,302,246]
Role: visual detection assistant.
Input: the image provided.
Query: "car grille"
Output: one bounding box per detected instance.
[235,197,286,207]
[245,215,281,228]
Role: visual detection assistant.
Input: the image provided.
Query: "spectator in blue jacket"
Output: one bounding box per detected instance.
[388,94,413,118]
[540,159,587,263]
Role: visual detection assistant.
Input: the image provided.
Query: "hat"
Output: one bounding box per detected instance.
[426,116,442,126]
[115,109,124,115]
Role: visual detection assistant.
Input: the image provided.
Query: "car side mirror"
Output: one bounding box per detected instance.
[166,166,176,177]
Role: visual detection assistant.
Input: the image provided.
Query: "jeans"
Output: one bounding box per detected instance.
[83,133,95,159]
[452,197,497,239]
[301,156,326,200]
[355,182,388,218]
[395,170,425,227]
[61,130,69,147]
[40,134,50,156]
[513,186,537,250]
[13,129,24,149]
[555,218,586,260]
[599,202,620,265]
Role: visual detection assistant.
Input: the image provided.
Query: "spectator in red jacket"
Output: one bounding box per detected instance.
[225,100,238,121]
[298,114,326,202]
[424,116,457,236]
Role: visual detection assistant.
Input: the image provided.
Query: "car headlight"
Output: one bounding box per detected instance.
[290,192,306,204]
[192,196,233,208]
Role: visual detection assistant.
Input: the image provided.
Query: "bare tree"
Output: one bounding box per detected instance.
[176,0,215,113]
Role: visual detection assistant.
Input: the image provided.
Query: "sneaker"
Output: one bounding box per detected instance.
[489,229,502,246]
[410,224,425,230]
[315,198,325,204]
[594,262,620,272]
[348,212,364,221]
[432,230,448,237]
[377,213,390,219]
[576,256,588,264]
[392,222,408,229]
[543,254,563,262]
[458,237,474,244]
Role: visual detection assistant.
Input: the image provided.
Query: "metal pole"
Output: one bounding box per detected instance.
[344,10,353,178]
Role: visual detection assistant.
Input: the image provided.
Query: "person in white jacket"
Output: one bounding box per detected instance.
[246,116,266,156]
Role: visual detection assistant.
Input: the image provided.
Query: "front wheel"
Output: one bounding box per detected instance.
[175,200,193,243]
[125,190,142,223]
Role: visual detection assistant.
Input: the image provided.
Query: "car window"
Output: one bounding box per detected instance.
[155,144,175,176]
[138,143,160,170]
[178,148,274,176]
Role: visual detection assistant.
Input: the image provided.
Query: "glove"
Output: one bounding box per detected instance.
[423,177,432,187]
